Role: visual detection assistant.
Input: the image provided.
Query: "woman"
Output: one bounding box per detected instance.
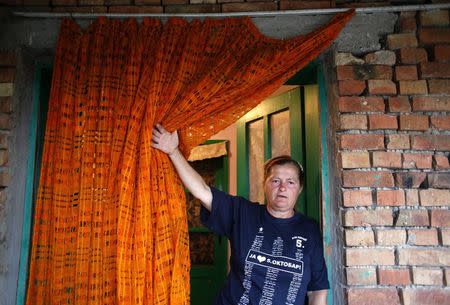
[152,124,329,305]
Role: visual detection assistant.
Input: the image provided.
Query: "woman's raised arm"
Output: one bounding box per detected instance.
[151,124,213,211]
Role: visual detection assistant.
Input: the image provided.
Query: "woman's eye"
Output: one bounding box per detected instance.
[271,179,280,184]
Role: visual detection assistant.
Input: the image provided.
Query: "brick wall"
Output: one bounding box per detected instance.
[0,0,445,14]
[0,51,14,276]
[336,10,450,305]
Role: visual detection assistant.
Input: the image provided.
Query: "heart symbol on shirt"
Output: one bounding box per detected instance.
[257,255,266,263]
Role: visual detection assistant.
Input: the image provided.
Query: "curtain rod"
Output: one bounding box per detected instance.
[12,3,450,18]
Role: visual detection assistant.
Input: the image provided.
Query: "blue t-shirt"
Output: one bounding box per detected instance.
[201,187,329,305]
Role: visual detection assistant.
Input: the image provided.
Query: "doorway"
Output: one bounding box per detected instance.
[236,83,321,222]
[187,152,229,305]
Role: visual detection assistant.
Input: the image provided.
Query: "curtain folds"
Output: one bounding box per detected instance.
[26,10,354,305]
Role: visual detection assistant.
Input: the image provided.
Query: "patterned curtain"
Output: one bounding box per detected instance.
[26,11,354,305]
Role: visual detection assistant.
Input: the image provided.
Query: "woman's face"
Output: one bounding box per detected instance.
[264,164,302,218]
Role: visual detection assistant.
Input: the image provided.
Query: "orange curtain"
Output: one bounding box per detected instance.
[26,11,354,305]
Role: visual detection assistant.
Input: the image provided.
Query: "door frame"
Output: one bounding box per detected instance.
[17,59,52,305]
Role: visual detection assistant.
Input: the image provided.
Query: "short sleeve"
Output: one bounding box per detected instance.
[307,229,330,291]
[200,187,239,238]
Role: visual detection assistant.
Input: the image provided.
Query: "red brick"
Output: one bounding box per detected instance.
[345,229,375,246]
[0,150,7,166]
[399,80,428,95]
[52,6,108,12]
[337,65,392,80]
[0,114,11,130]
[377,189,405,206]
[420,10,449,26]
[395,65,418,81]
[434,155,450,170]
[428,173,450,188]
[161,0,186,4]
[399,47,428,64]
[435,45,450,62]
[419,28,450,44]
[403,153,433,169]
[348,288,400,305]
[343,190,373,207]
[429,79,450,94]
[431,115,450,130]
[420,62,450,78]
[0,134,7,149]
[420,189,450,206]
[412,268,443,285]
[442,229,450,245]
[373,151,402,168]
[104,0,129,4]
[346,267,377,285]
[339,80,366,96]
[340,114,367,130]
[364,50,396,66]
[344,209,393,227]
[368,80,397,95]
[337,66,355,80]
[377,229,406,245]
[396,209,429,226]
[389,96,410,112]
[369,114,398,129]
[0,68,15,83]
[341,151,370,168]
[279,0,331,10]
[395,172,427,188]
[387,134,410,149]
[412,135,450,151]
[346,248,395,266]
[387,33,418,50]
[79,0,105,5]
[406,189,419,206]
[0,172,10,187]
[402,288,450,305]
[400,14,417,33]
[221,2,277,12]
[338,96,385,112]
[412,96,450,111]
[0,51,16,66]
[340,134,385,150]
[378,268,411,285]
[0,97,11,113]
[431,209,450,227]
[343,171,394,187]
[399,114,429,130]
[408,229,439,246]
[52,0,77,4]
[164,4,219,13]
[108,5,163,14]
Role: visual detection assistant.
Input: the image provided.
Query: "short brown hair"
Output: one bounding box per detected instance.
[264,155,304,186]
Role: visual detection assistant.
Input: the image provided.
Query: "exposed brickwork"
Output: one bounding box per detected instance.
[376,229,406,246]
[346,267,377,285]
[0,50,13,281]
[378,268,411,285]
[337,10,450,304]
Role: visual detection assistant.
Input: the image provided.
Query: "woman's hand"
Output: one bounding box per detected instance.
[150,123,212,209]
[151,123,179,155]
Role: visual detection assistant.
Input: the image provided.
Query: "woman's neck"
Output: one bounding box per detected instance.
[266,206,295,219]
